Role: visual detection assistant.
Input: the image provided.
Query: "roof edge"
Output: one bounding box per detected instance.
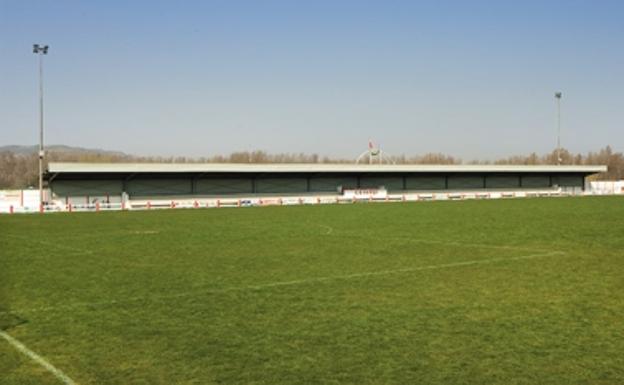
[47,162,608,174]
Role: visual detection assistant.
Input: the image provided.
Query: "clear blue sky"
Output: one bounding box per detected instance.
[1,0,622,160]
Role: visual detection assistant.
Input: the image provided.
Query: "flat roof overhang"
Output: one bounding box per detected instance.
[47,162,608,176]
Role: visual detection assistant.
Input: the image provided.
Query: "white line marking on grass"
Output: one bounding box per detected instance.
[0,330,77,385]
[318,224,334,235]
[4,250,565,316]
[333,232,554,254]
[129,230,159,235]
[2,233,93,256]
[241,250,565,290]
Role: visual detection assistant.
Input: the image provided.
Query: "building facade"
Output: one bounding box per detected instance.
[46,163,607,203]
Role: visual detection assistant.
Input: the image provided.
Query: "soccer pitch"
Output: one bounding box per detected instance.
[1,197,623,384]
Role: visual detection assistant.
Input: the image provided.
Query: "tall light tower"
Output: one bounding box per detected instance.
[555,91,562,165]
[33,44,49,205]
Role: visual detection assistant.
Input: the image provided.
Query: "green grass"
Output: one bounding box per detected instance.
[1,196,624,384]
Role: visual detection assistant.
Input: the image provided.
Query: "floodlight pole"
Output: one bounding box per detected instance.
[33,44,48,205]
[555,92,562,165]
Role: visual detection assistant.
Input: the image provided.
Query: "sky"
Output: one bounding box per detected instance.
[0,0,622,160]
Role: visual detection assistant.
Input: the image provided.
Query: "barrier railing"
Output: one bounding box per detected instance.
[1,188,586,214]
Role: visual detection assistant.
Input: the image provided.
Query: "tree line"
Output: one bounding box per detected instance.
[0,146,622,189]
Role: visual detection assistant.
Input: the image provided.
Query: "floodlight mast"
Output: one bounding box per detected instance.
[33,44,48,206]
[555,92,562,165]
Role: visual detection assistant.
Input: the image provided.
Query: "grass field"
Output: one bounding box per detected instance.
[1,196,623,384]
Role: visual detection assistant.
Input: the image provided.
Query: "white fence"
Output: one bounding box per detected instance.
[589,181,624,195]
[0,187,605,214]
[0,190,45,214]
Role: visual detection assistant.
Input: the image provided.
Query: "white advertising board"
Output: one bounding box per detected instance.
[343,188,388,200]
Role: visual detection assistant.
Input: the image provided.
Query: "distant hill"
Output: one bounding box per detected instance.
[0,144,127,156]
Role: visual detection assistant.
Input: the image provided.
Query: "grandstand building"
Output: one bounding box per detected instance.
[46,163,606,204]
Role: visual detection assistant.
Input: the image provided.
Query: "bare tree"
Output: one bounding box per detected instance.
[1,145,623,189]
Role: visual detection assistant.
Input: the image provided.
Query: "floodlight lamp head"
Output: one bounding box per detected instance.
[33,44,49,54]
